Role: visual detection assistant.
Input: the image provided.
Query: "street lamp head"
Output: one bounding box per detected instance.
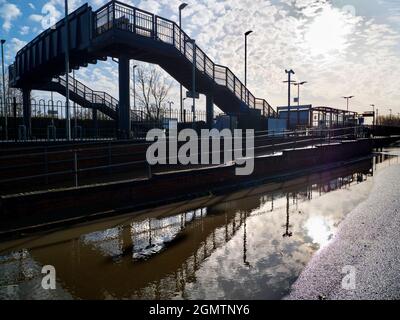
[285,69,295,75]
[0,40,5,45]
[179,3,188,11]
[245,30,253,37]
[292,81,307,86]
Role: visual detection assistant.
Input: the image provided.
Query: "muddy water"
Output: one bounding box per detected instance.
[0,150,398,300]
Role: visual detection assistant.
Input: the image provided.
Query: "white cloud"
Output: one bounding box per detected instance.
[19,26,30,35]
[0,0,22,32]
[5,37,27,61]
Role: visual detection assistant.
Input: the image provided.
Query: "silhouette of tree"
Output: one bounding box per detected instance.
[136,66,172,121]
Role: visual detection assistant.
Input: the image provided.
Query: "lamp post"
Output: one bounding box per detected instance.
[1,39,7,140]
[342,95,354,112]
[132,64,137,113]
[244,30,253,88]
[283,69,295,130]
[292,81,307,107]
[389,108,392,121]
[179,3,188,124]
[64,0,71,141]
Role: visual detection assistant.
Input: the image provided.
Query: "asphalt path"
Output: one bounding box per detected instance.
[287,162,400,300]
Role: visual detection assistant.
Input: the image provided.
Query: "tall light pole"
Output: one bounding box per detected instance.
[1,39,7,140]
[64,0,71,141]
[179,3,188,124]
[284,69,295,129]
[342,95,354,112]
[292,81,307,107]
[132,64,137,113]
[389,108,392,120]
[244,30,253,88]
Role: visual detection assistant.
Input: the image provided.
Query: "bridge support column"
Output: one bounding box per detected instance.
[118,56,131,139]
[22,88,31,138]
[92,108,98,138]
[206,94,214,129]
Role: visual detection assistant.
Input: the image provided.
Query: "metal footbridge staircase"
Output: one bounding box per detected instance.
[9,0,276,129]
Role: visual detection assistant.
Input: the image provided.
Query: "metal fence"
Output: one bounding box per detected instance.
[0,126,369,196]
[93,1,277,117]
[0,97,210,141]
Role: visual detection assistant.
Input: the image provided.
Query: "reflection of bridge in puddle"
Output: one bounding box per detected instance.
[81,205,247,298]
[0,153,397,299]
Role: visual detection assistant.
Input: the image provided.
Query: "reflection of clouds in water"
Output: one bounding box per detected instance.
[82,227,122,257]
[183,176,374,300]
[81,208,208,261]
[305,216,334,248]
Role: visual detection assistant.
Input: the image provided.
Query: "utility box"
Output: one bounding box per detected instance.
[268,118,287,135]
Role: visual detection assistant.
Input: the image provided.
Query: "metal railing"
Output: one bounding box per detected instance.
[55,76,119,112]
[0,126,368,195]
[0,96,213,141]
[93,1,277,117]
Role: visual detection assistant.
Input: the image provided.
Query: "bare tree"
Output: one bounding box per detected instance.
[1,74,28,116]
[135,66,172,121]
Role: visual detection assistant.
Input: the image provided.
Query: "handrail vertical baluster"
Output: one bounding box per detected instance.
[133,8,136,34]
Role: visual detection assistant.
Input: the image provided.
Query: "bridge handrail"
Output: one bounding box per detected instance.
[55,76,118,111]
[93,0,274,114]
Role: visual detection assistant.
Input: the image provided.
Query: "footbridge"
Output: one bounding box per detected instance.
[9,1,276,138]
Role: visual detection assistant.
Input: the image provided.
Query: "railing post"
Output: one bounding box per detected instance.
[112,0,115,27]
[74,151,78,188]
[213,64,215,81]
[172,23,175,47]
[153,15,157,39]
[133,8,136,34]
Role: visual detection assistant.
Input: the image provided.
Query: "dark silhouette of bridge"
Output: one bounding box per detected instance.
[9,1,276,138]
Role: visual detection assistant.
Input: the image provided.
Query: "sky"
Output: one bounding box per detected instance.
[0,0,399,115]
